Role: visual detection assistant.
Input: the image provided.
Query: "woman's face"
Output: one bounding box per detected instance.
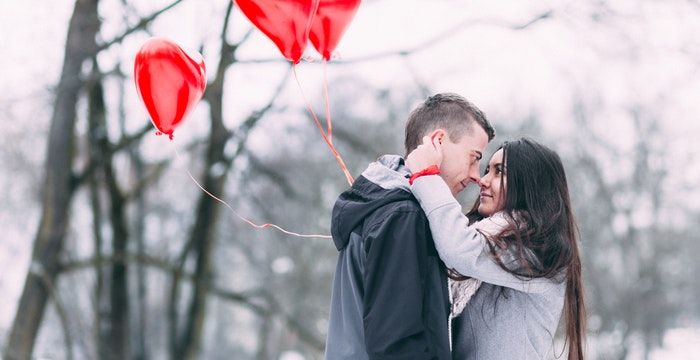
[478,148,507,216]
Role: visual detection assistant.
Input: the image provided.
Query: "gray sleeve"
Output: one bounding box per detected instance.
[411,175,556,294]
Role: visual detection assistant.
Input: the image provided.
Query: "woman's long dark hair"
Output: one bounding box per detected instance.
[460,138,586,360]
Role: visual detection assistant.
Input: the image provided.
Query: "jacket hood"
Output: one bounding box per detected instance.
[330,155,414,250]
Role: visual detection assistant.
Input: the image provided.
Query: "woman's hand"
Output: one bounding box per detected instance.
[406,135,443,173]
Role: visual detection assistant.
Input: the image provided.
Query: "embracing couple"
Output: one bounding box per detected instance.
[324,94,586,359]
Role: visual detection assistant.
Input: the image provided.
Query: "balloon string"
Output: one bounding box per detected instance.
[322,60,333,144]
[170,140,331,239]
[292,65,354,186]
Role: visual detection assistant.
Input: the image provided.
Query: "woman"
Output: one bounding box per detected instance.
[406,137,586,359]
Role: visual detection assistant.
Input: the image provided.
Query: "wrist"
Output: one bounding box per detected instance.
[409,164,440,185]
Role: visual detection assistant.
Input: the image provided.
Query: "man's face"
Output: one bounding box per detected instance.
[438,126,489,196]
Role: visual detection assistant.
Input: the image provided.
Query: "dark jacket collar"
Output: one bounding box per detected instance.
[330,155,413,251]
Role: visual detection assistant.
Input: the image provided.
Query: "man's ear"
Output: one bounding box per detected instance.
[430,129,447,145]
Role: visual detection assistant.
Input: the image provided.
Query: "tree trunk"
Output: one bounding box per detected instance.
[170,5,234,359]
[87,65,109,360]
[133,155,148,360]
[87,64,131,359]
[106,161,130,360]
[121,73,149,360]
[175,74,230,360]
[3,0,100,358]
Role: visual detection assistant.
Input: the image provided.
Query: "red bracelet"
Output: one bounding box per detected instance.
[409,165,440,185]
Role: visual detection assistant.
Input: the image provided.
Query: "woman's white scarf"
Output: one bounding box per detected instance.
[448,213,510,317]
[447,213,511,349]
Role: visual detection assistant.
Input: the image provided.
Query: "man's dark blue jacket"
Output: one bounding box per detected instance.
[324,155,451,360]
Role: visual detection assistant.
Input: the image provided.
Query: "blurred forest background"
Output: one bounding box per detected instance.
[1,0,700,359]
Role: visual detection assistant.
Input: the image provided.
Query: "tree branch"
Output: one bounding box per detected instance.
[112,123,153,153]
[260,290,325,351]
[245,153,300,200]
[236,11,553,64]
[97,0,187,52]
[226,66,292,163]
[72,122,153,191]
[328,123,382,156]
[30,264,75,360]
[59,253,177,275]
[58,254,326,350]
[122,138,207,201]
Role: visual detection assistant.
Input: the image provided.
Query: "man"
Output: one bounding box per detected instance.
[324,93,495,359]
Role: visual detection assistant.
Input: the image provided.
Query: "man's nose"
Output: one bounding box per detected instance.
[468,166,481,184]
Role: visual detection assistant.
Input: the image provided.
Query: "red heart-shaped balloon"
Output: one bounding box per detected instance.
[134,38,206,139]
[309,0,361,61]
[235,0,319,64]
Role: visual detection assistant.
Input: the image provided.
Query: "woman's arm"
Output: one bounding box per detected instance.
[411,175,556,293]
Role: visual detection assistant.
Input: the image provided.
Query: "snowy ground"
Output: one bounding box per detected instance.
[650,328,700,360]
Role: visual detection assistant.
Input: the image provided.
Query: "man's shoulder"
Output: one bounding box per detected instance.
[372,196,422,214]
[364,197,426,230]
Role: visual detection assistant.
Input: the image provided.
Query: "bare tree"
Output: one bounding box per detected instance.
[3,0,101,358]
[86,61,131,359]
[567,99,687,359]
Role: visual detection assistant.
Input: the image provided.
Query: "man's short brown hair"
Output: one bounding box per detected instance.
[404,93,495,155]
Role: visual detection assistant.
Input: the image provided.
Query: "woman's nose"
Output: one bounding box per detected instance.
[479,175,489,188]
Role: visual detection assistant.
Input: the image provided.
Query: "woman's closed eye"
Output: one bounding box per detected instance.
[484,164,505,176]
[470,154,481,165]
